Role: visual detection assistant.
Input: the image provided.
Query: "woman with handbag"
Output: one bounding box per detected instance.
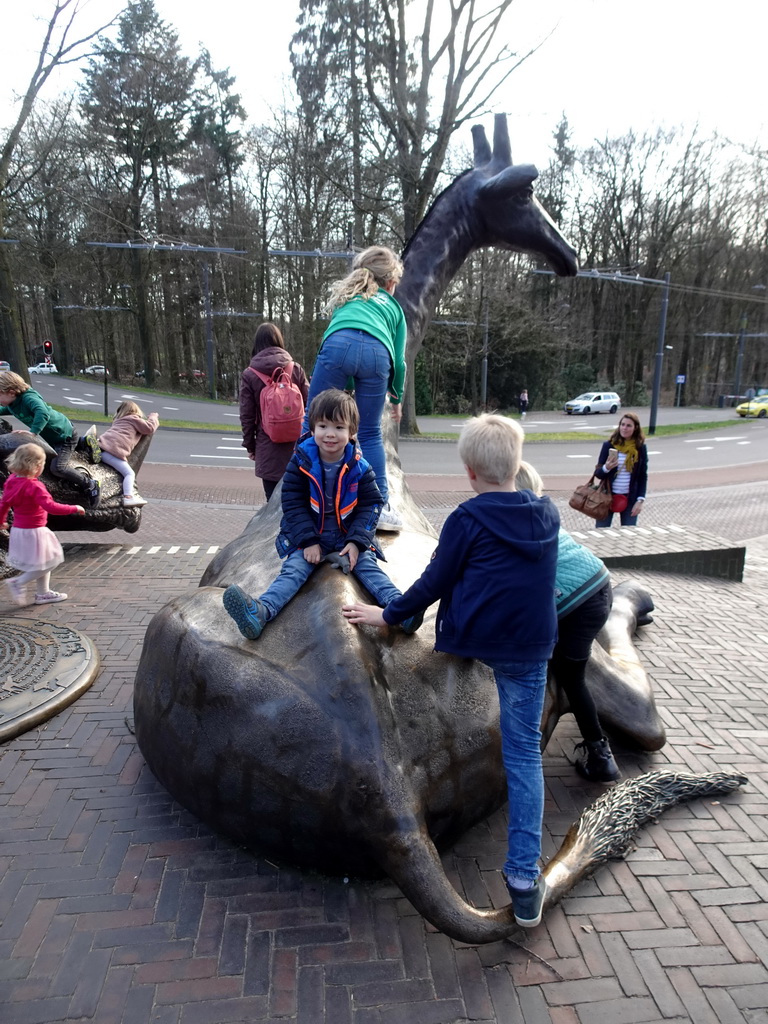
[593,412,648,528]
[239,323,310,501]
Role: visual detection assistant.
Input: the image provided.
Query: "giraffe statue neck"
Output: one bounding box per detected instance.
[396,193,477,354]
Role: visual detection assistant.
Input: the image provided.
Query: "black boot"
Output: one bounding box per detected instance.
[574,737,620,782]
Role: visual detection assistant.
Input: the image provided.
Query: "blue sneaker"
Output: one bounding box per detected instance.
[223,585,268,640]
[400,610,424,635]
[504,875,545,928]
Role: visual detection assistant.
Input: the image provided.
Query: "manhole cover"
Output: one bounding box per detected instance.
[0,618,99,742]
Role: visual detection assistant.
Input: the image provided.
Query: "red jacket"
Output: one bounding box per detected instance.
[0,475,80,528]
[239,347,309,480]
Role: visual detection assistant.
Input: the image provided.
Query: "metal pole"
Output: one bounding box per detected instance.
[481,300,489,411]
[648,272,670,435]
[202,262,217,401]
[732,312,747,404]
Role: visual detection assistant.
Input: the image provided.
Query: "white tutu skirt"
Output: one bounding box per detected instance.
[8,526,64,572]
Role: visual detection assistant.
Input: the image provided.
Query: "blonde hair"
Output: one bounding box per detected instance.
[114,400,143,419]
[458,413,524,485]
[7,442,46,477]
[325,246,404,313]
[0,371,29,395]
[515,460,544,496]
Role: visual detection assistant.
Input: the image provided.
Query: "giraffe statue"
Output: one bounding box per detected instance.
[133,117,744,945]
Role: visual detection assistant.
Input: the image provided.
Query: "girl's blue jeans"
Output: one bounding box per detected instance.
[482,658,547,882]
[304,329,391,503]
[260,530,401,620]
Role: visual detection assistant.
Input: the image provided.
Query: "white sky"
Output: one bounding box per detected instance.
[1,0,766,168]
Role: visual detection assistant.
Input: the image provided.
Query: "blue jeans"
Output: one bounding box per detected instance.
[595,507,638,528]
[304,329,391,503]
[260,531,401,620]
[482,658,547,882]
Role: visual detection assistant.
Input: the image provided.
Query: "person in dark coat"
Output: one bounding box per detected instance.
[239,323,310,501]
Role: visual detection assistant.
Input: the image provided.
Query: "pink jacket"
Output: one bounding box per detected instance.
[98,412,159,460]
[0,475,80,529]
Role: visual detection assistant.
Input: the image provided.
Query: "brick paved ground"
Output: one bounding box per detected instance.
[1,472,768,1024]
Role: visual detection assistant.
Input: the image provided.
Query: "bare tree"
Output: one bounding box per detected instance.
[0,0,123,376]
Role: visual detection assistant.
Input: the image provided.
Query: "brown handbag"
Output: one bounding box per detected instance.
[568,474,613,520]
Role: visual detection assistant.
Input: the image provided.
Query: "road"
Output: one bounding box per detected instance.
[127,419,767,478]
[30,374,750,432]
[13,374,768,479]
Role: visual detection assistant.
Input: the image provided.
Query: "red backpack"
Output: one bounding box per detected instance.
[248,362,304,443]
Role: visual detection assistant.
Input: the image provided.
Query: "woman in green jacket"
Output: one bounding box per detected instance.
[0,371,100,508]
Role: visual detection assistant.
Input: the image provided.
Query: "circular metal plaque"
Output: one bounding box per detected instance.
[0,617,100,742]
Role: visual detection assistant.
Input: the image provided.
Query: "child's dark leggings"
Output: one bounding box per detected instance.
[50,436,90,493]
[550,582,613,743]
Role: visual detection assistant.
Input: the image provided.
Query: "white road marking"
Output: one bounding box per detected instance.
[696,446,714,450]
[224,412,239,417]
[162,406,179,410]
[566,454,593,458]
[216,446,245,451]
[190,453,250,460]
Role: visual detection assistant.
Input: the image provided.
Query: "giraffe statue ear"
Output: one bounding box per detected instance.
[477,164,539,200]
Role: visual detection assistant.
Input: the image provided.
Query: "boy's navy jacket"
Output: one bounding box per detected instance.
[383,489,559,661]
[276,435,383,557]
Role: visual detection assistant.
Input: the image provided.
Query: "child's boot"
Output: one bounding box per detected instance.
[574,737,620,783]
[223,585,268,640]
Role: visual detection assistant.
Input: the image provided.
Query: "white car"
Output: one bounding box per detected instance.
[564,391,621,415]
[28,362,58,374]
[83,365,109,376]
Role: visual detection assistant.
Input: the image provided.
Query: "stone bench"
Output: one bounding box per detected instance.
[569,524,746,582]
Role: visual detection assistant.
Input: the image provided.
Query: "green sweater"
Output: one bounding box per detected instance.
[0,389,74,447]
[321,290,407,403]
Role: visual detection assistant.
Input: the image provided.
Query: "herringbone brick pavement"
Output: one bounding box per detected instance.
[1,481,768,1023]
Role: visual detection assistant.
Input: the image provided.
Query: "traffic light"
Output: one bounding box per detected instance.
[43,340,54,362]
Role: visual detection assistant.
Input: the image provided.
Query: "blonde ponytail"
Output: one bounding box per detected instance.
[324,246,403,313]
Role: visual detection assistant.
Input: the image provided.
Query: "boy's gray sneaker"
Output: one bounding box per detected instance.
[377,503,403,532]
[223,584,268,640]
[504,874,545,928]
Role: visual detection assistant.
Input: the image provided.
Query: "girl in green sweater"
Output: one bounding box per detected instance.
[302,246,407,531]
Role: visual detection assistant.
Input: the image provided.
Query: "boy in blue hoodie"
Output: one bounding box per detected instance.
[343,413,559,928]
[222,388,421,640]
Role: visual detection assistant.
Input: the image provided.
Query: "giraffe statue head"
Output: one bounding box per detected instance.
[397,114,578,355]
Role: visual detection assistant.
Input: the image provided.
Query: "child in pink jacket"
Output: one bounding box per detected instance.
[1,442,85,605]
[97,401,159,507]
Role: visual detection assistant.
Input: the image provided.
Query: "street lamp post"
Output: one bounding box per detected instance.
[648,272,671,436]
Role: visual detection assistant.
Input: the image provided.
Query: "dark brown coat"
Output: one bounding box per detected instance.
[239,347,309,482]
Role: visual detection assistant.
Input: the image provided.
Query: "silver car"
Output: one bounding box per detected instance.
[564,391,621,415]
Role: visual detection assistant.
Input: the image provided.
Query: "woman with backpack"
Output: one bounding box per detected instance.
[239,323,310,501]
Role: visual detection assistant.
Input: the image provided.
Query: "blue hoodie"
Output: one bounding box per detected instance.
[383,489,559,661]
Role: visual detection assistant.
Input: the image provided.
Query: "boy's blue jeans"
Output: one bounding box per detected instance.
[260,531,401,621]
[482,658,547,883]
[302,329,391,503]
